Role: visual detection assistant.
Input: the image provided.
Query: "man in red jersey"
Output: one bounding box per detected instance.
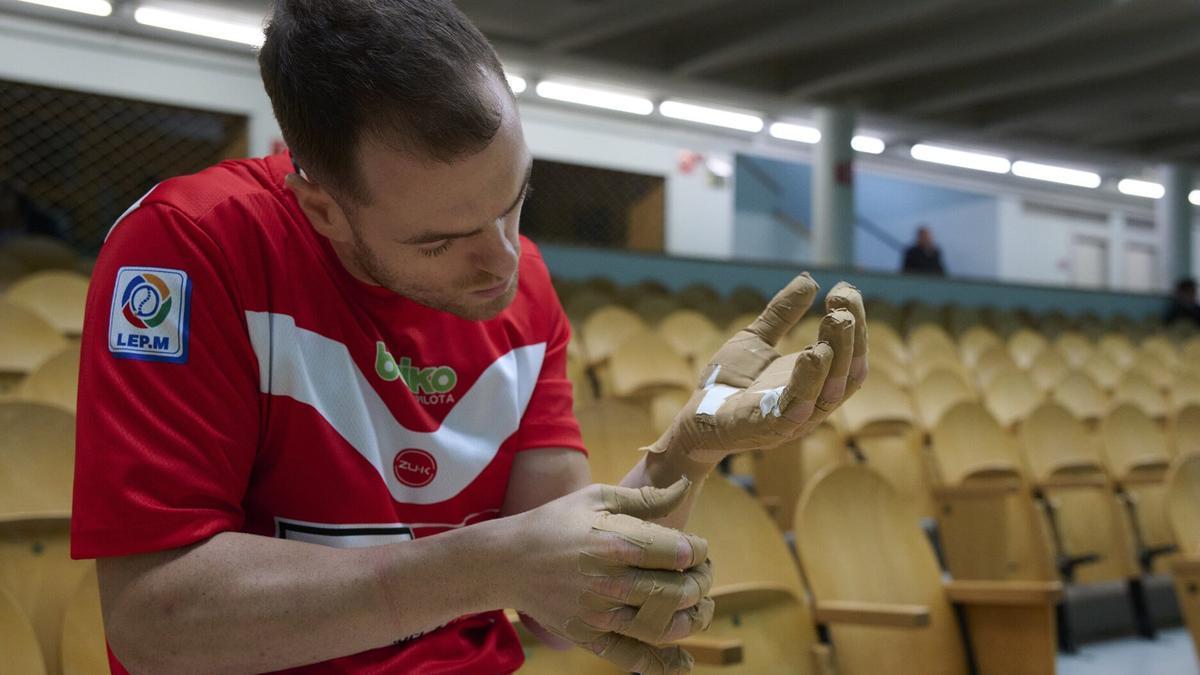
[71,1,868,673]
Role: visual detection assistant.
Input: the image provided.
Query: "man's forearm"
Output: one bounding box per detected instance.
[100,517,519,674]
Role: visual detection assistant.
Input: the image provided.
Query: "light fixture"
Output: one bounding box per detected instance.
[851,135,885,154]
[1011,161,1101,189]
[505,74,527,95]
[134,6,265,47]
[769,122,820,144]
[16,0,111,16]
[534,80,653,115]
[659,100,764,133]
[1117,178,1164,199]
[910,143,1010,174]
[705,156,733,178]
[1190,190,1200,206]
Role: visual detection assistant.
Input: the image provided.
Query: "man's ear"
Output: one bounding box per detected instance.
[285,173,354,243]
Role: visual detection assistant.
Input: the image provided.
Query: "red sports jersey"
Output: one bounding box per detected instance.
[71,151,585,673]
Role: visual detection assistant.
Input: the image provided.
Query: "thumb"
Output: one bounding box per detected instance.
[599,477,692,519]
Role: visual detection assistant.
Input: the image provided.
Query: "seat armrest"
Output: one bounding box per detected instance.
[943,580,1063,606]
[813,600,931,628]
[1171,556,1200,577]
[1037,474,1107,490]
[933,481,1021,499]
[674,637,743,666]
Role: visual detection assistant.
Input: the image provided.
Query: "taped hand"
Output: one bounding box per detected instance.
[643,274,869,464]
[515,477,714,675]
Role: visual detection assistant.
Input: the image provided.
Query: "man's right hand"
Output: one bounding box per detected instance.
[509,477,715,674]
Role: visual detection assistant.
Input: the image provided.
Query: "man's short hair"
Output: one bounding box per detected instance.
[259,0,509,204]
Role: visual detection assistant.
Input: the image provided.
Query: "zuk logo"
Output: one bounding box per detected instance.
[121,272,173,328]
[375,342,458,405]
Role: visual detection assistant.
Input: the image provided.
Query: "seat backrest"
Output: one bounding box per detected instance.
[930,401,1024,486]
[1081,351,1122,391]
[778,316,824,356]
[1112,372,1169,420]
[974,345,1019,389]
[1019,403,1106,483]
[1027,347,1070,392]
[580,305,646,366]
[1051,371,1109,422]
[13,344,80,413]
[4,270,90,337]
[1098,333,1136,369]
[754,424,847,531]
[914,369,975,431]
[656,309,719,365]
[908,323,956,360]
[981,368,1041,429]
[0,300,68,377]
[606,331,694,399]
[835,376,916,436]
[0,401,76,520]
[1166,454,1200,557]
[61,564,107,675]
[574,399,657,485]
[1172,376,1200,411]
[1053,332,1094,369]
[1007,329,1048,369]
[1140,336,1179,367]
[958,326,1001,368]
[867,322,908,365]
[0,582,46,675]
[911,349,969,384]
[1172,404,1200,458]
[1099,403,1171,480]
[795,465,966,675]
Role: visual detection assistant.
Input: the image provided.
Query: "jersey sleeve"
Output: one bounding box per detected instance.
[507,248,585,455]
[71,201,261,559]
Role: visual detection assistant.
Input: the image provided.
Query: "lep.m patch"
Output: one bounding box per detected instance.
[108,266,191,364]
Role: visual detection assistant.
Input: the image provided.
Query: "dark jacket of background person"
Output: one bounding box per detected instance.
[1165,278,1200,327]
[902,226,946,276]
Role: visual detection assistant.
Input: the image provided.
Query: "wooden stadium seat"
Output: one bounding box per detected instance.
[981,368,1041,430]
[1007,329,1048,370]
[0,235,81,274]
[973,345,1019,389]
[1111,372,1169,421]
[1051,372,1109,425]
[0,582,46,675]
[567,351,596,411]
[863,352,911,390]
[958,326,1002,368]
[1140,335,1179,366]
[1099,404,1178,575]
[1165,454,1200,658]
[754,424,847,532]
[1128,351,1172,391]
[0,401,75,520]
[904,303,944,336]
[908,323,956,360]
[657,309,720,367]
[564,287,617,324]
[579,305,647,368]
[4,270,90,337]
[1172,375,1200,411]
[795,465,1061,675]
[1080,351,1122,392]
[723,313,761,339]
[1027,348,1069,393]
[647,388,690,436]
[1181,336,1200,363]
[945,305,985,338]
[986,307,1027,338]
[867,322,908,366]
[575,399,657,485]
[61,565,107,675]
[910,349,969,385]
[605,333,695,430]
[676,282,720,310]
[1098,333,1137,370]
[0,300,69,393]
[728,286,767,314]
[913,369,975,432]
[1053,332,1093,369]
[778,316,823,356]
[863,298,902,328]
[12,344,80,413]
[1172,405,1200,458]
[929,401,1056,584]
[630,293,681,324]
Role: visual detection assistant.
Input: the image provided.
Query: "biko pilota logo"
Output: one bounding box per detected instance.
[375,342,458,405]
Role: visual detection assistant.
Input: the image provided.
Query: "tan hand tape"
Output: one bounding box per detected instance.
[588,513,706,570]
[745,272,819,345]
[816,309,855,412]
[824,282,868,399]
[600,478,692,520]
[593,636,693,675]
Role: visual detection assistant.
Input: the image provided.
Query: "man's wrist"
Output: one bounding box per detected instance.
[643,442,720,487]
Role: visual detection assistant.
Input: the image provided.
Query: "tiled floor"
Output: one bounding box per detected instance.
[1058,628,1197,675]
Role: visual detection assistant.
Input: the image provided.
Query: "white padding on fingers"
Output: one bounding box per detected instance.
[697,384,738,416]
[702,365,721,389]
[756,385,787,418]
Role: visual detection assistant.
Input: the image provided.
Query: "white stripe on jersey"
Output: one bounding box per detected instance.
[245,311,545,505]
[104,184,161,242]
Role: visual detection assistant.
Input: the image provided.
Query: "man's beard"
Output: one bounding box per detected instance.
[350,232,518,321]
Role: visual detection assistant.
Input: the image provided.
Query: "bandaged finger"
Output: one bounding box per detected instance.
[585,559,714,609]
[777,342,834,424]
[745,272,819,346]
[816,309,855,410]
[824,282,868,396]
[584,513,709,573]
[590,634,694,675]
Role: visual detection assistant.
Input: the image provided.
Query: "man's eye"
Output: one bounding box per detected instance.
[418,241,451,258]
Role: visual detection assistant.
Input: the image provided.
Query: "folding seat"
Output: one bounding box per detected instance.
[574,399,657,485]
[795,464,1061,675]
[1097,333,1137,370]
[911,350,970,387]
[908,323,956,361]
[61,565,107,675]
[862,298,902,329]
[728,286,767,314]
[945,305,985,338]
[777,316,823,356]
[1171,404,1200,458]
[564,287,619,324]
[903,303,945,336]
[630,293,682,324]
[973,345,1019,390]
[1171,375,1200,411]
[913,369,975,433]
[1051,372,1110,426]
[0,583,45,675]
[1005,329,1047,370]
[1181,336,1200,363]
[1035,310,1071,338]
[12,344,80,413]
[579,305,648,370]
[1099,404,1179,576]
[656,309,721,369]
[980,368,1042,431]
[606,332,696,433]
[862,352,910,391]
[723,313,761,340]
[1027,348,1069,393]
[1053,332,1094,370]
[1111,372,1170,422]
[754,424,846,532]
[866,322,908,366]
[958,326,1002,369]
[1139,335,1179,367]
[1127,351,1172,391]
[3,270,90,337]
[0,235,81,275]
[1165,454,1200,657]
[986,307,1027,339]
[1080,351,1122,392]
[0,401,90,675]
[0,300,68,393]
[675,282,720,312]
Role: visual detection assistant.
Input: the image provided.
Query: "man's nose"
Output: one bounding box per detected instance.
[473,221,517,280]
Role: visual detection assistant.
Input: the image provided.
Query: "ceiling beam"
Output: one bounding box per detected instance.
[782,0,1114,100]
[1127,127,1200,158]
[670,0,967,77]
[1080,115,1200,147]
[899,19,1200,116]
[542,0,738,54]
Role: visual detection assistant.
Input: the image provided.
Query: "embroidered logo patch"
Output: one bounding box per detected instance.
[108,266,191,363]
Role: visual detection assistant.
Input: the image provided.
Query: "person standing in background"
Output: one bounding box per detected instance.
[902,224,946,276]
[1165,278,1200,327]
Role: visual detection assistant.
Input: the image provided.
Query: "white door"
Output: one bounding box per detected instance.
[1071,236,1107,289]
[1123,244,1157,292]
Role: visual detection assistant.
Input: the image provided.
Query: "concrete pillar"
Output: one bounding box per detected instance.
[1159,163,1194,285]
[812,106,856,267]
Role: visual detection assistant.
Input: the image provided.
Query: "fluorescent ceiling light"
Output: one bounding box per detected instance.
[852,135,885,154]
[16,0,111,16]
[769,122,820,144]
[705,157,733,178]
[506,74,527,95]
[659,100,763,133]
[1011,161,1100,189]
[1190,190,1200,206]
[911,143,1010,174]
[1117,178,1164,199]
[134,6,265,47]
[535,80,653,115]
